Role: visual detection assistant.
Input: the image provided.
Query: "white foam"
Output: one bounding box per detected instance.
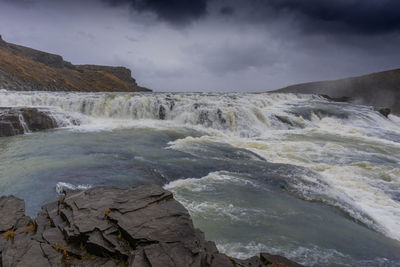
[55,182,92,194]
[217,138,400,240]
[167,125,400,241]
[320,165,400,240]
[164,171,264,224]
[217,241,353,266]
[164,171,259,192]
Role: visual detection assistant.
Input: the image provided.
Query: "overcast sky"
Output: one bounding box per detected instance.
[0,0,399,92]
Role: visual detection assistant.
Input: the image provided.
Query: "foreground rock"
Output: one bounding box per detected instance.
[0,107,57,137]
[0,185,303,267]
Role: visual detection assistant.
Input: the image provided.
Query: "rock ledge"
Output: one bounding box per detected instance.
[0,185,303,267]
[0,107,58,137]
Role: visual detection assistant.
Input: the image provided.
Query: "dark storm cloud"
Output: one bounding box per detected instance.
[1,0,400,91]
[101,0,208,24]
[263,0,400,34]
[98,0,400,34]
[219,6,234,16]
[5,0,400,34]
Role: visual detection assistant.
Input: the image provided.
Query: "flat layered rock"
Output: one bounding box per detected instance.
[0,185,303,267]
[0,196,26,232]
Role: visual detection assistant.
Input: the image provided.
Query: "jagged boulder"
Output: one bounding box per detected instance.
[19,108,57,131]
[0,107,57,137]
[0,185,303,267]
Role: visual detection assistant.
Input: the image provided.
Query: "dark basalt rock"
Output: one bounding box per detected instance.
[0,196,26,232]
[261,253,304,267]
[275,115,294,127]
[159,105,166,120]
[0,196,31,267]
[217,109,226,124]
[0,185,303,267]
[20,108,57,131]
[0,107,57,137]
[320,94,352,103]
[0,122,14,137]
[378,108,391,118]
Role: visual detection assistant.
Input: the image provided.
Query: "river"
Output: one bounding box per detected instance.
[1,91,400,266]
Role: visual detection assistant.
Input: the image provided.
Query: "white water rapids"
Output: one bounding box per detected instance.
[1,90,400,245]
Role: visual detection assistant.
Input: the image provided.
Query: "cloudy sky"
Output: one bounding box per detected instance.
[0,0,399,92]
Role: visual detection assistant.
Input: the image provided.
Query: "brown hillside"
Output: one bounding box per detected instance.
[0,35,151,92]
[274,69,400,114]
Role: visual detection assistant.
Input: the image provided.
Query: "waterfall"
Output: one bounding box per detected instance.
[18,112,30,134]
[0,91,399,139]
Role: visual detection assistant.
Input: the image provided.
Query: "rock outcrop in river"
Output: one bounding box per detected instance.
[0,185,303,267]
[0,107,58,137]
[0,35,150,92]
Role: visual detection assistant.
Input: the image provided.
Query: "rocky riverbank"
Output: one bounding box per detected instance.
[274,68,400,114]
[0,185,303,267]
[0,107,59,137]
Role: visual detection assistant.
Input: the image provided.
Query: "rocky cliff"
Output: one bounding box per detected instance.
[0,107,59,137]
[0,185,302,267]
[274,69,400,114]
[0,35,151,92]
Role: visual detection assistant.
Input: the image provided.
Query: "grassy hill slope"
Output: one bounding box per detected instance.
[0,35,150,92]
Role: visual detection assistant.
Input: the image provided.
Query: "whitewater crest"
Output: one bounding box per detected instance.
[1,91,398,137]
[55,182,92,194]
[0,91,320,136]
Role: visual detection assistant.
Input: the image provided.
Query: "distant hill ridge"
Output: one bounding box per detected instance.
[0,35,151,92]
[274,69,400,114]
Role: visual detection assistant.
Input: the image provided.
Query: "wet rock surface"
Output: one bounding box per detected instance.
[0,107,57,137]
[377,107,391,118]
[0,185,303,267]
[320,94,352,103]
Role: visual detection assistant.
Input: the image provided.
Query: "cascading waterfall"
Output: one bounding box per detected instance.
[0,90,377,136]
[1,90,399,141]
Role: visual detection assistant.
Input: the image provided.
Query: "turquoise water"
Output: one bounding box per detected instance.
[1,91,400,266]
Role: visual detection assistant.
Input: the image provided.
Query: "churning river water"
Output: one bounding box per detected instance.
[0,90,400,266]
